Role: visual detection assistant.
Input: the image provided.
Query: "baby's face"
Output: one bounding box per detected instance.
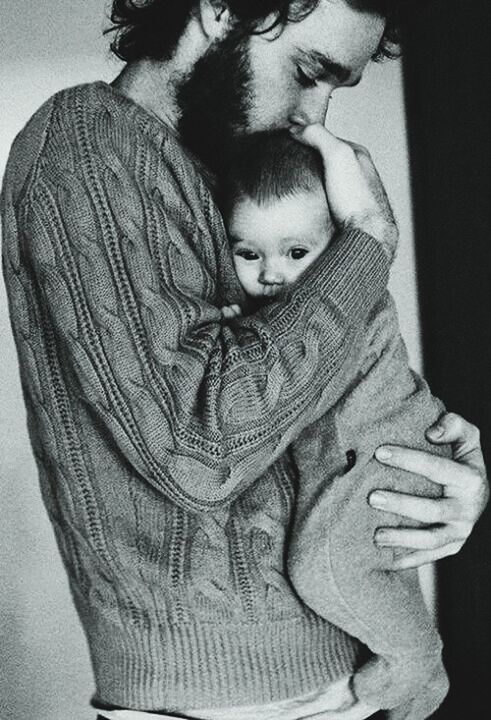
[227,189,334,299]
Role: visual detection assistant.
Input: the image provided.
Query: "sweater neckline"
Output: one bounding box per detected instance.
[90,80,216,189]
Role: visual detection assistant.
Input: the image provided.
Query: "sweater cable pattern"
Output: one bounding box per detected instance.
[1,81,389,710]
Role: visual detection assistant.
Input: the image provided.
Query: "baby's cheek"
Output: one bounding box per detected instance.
[232,257,246,279]
[232,257,241,279]
[235,262,258,293]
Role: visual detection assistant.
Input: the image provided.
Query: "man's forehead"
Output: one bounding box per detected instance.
[285,0,386,76]
[294,47,363,87]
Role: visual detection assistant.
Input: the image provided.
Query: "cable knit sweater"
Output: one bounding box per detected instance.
[1,82,389,711]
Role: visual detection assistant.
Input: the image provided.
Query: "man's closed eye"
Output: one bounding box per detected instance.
[296,66,318,89]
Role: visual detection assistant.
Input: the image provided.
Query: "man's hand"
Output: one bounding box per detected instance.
[290,119,398,263]
[369,412,489,569]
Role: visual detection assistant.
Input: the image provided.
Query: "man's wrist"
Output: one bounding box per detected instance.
[340,215,399,265]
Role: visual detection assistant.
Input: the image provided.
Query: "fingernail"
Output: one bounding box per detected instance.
[370,492,387,507]
[428,425,444,439]
[290,113,308,125]
[375,530,391,545]
[375,447,392,461]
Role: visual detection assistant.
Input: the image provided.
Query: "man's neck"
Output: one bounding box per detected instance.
[112,59,182,132]
[111,21,210,133]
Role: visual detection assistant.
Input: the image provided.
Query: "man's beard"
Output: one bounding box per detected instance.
[176,29,254,175]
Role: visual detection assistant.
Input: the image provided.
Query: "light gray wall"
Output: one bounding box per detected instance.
[0,3,423,719]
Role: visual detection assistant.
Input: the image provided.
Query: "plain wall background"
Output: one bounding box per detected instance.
[0,2,423,718]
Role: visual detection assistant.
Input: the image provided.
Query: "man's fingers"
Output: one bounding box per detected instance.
[290,122,346,161]
[290,123,369,174]
[426,412,485,471]
[390,543,464,570]
[289,120,398,258]
[369,491,458,524]
[374,445,480,491]
[374,524,471,551]
[370,413,487,570]
[427,411,480,446]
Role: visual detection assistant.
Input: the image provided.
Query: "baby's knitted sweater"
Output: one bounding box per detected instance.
[1,82,388,711]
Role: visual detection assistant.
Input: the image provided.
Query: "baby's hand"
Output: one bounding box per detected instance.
[221,304,242,320]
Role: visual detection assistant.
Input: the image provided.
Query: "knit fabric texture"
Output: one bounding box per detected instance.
[1,82,389,711]
[289,293,450,720]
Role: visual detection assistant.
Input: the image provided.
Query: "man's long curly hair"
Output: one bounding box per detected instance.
[107,0,404,64]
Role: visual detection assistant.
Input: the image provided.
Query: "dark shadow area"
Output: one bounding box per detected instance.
[402,1,491,718]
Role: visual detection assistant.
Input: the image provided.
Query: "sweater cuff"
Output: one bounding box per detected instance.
[296,228,390,319]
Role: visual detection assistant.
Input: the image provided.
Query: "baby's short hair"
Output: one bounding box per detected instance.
[219,129,324,213]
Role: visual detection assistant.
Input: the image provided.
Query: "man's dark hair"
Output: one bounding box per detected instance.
[108,0,403,64]
[218,130,325,215]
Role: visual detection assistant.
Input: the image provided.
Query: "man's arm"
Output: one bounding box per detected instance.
[6,103,390,513]
[291,124,489,568]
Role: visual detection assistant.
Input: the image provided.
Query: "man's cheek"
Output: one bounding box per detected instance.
[250,73,293,128]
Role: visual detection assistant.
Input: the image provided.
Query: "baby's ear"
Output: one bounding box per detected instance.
[198,1,232,40]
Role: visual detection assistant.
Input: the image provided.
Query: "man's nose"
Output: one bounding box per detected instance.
[299,87,333,125]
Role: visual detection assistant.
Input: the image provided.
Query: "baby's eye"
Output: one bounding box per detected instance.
[296,67,317,89]
[290,248,309,260]
[235,248,259,261]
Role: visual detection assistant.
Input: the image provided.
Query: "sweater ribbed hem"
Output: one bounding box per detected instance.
[84,610,360,712]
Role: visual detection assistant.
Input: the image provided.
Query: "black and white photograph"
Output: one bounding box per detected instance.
[1,2,490,719]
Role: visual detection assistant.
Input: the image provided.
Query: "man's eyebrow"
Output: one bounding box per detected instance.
[296,48,362,87]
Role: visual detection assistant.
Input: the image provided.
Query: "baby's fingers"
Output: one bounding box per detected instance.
[221,304,242,320]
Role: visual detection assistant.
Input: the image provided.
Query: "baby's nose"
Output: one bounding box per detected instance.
[259,265,284,284]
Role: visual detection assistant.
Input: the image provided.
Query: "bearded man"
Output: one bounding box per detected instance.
[1,2,488,720]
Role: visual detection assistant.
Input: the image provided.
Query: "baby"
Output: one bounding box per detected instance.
[218,129,450,720]
[220,128,334,315]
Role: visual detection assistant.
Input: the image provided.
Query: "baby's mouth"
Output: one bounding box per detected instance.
[261,284,284,297]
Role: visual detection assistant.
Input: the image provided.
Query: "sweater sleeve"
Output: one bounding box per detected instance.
[19,121,389,512]
[289,292,450,713]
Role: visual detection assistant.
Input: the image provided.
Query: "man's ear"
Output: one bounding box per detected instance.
[198,0,231,40]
